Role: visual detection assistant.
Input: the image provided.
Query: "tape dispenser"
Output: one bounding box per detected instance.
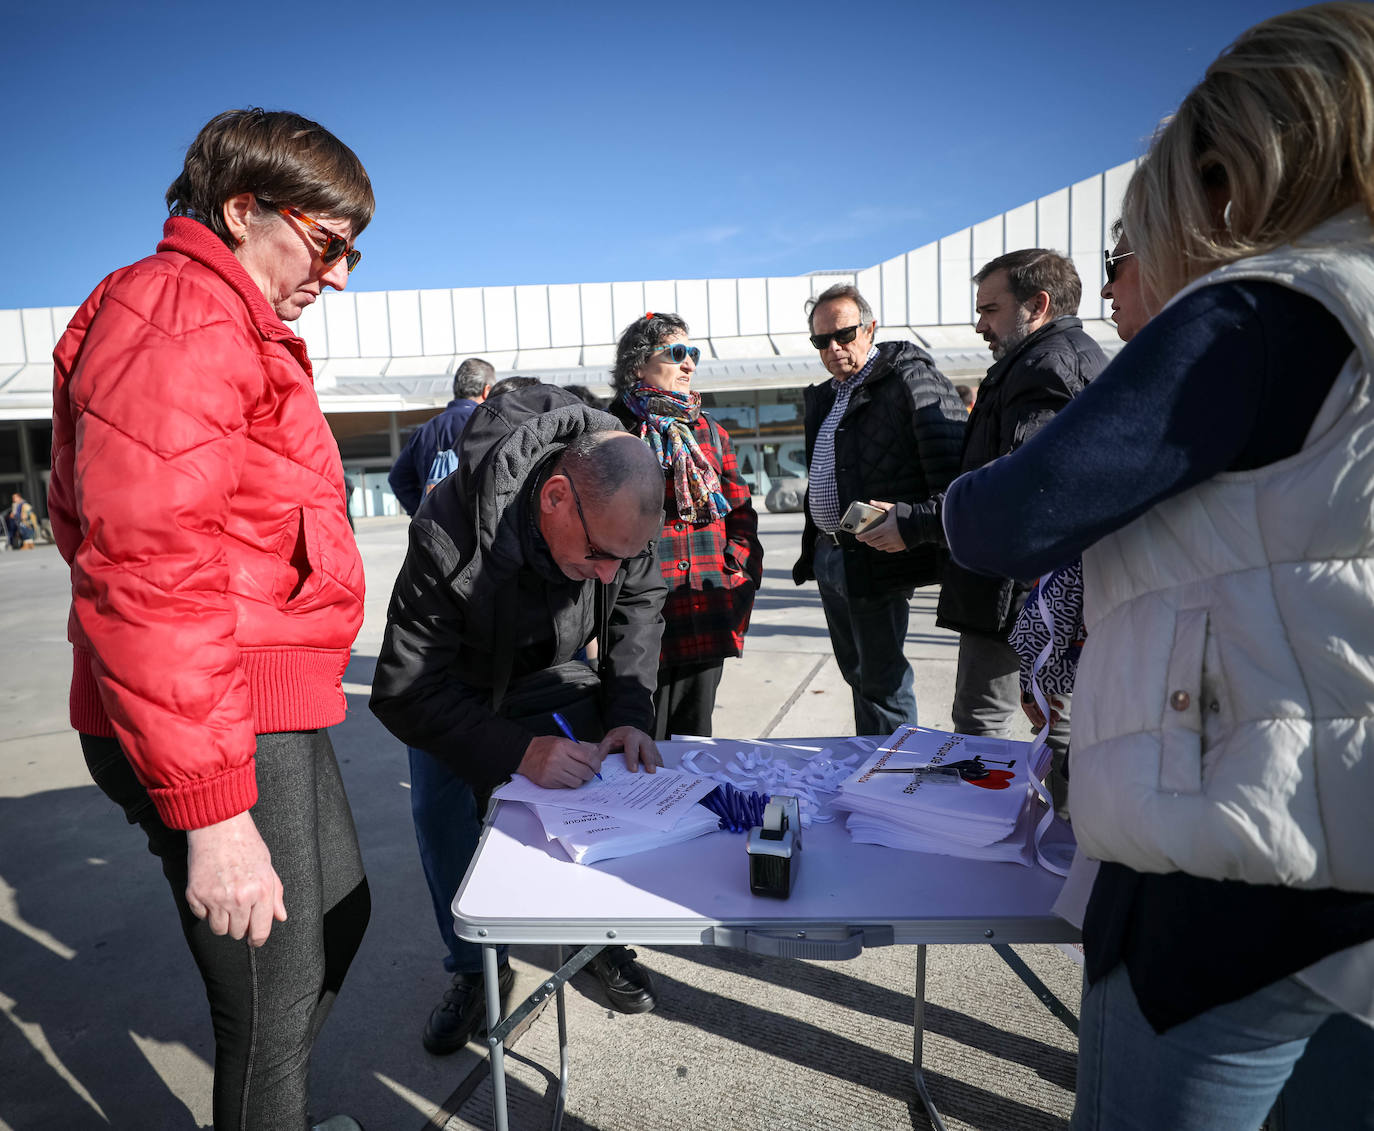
[747,795,801,898]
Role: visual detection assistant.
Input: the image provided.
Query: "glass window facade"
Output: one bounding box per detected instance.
[700,390,808,498]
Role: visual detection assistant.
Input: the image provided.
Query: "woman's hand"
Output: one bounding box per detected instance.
[855,501,906,553]
[185,811,287,948]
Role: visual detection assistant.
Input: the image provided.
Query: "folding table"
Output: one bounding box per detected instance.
[453,738,1079,1131]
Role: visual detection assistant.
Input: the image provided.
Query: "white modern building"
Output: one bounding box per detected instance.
[0,159,1135,518]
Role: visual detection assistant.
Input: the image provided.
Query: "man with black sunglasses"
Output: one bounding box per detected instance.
[371,383,669,1051]
[792,283,967,735]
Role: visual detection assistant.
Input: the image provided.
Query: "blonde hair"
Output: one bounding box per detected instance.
[1124,2,1374,305]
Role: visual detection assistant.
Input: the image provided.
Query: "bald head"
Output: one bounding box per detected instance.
[556,430,663,520]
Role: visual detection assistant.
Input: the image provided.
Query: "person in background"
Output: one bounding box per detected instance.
[371,384,668,1053]
[942,6,1374,1125]
[791,283,966,735]
[564,384,606,411]
[858,250,1104,808]
[388,357,495,517]
[1007,223,1153,813]
[6,492,38,549]
[608,313,763,738]
[954,384,974,413]
[48,108,373,1131]
[487,374,541,398]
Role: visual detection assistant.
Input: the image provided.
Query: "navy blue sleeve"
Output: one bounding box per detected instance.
[942,281,1350,581]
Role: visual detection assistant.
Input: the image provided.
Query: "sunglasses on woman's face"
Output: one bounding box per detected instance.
[652,343,701,365]
[1103,248,1135,285]
[263,201,361,273]
[809,324,864,351]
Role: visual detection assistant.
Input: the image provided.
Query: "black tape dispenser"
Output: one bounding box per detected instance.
[747,795,801,898]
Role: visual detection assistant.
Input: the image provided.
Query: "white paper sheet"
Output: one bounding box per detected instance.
[492,754,718,831]
[528,802,721,865]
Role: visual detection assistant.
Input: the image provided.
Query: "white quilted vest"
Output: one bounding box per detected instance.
[1071,208,1374,891]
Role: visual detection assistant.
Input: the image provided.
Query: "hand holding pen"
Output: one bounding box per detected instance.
[552,712,602,781]
[515,717,604,789]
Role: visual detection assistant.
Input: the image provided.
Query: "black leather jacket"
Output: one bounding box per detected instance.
[936,316,1107,636]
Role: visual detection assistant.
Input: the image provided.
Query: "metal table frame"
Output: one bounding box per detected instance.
[456,738,1079,1130]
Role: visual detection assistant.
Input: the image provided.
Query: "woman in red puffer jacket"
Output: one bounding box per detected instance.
[48,108,372,1131]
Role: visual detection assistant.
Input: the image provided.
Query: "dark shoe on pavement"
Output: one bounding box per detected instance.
[585,945,657,1014]
[422,963,515,1055]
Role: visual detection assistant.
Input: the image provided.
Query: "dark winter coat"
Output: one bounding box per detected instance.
[388,396,481,516]
[370,385,666,789]
[935,315,1106,636]
[792,340,967,599]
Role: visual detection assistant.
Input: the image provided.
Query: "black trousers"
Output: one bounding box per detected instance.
[652,660,725,740]
[82,730,370,1131]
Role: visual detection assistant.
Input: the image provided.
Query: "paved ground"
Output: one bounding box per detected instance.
[0,513,1078,1131]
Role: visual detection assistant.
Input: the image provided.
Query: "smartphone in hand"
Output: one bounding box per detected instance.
[839,500,886,534]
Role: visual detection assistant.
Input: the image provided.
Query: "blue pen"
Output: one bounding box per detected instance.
[551,711,602,781]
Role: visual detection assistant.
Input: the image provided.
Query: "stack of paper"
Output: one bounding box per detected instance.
[491,755,720,865]
[833,726,1045,865]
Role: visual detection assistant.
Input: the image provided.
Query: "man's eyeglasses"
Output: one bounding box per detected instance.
[809,324,865,351]
[262,201,361,273]
[1103,248,1135,285]
[565,475,623,562]
[652,343,701,365]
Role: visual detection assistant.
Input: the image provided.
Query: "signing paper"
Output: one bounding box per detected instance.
[492,754,717,830]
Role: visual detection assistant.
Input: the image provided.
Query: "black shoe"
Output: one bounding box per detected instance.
[585,945,657,1014]
[422,963,515,1055]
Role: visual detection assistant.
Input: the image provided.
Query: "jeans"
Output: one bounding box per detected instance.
[812,537,917,736]
[82,730,370,1131]
[408,745,507,975]
[1072,963,1346,1131]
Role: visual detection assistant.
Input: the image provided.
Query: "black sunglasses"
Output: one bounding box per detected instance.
[810,323,865,350]
[1103,248,1135,285]
[652,343,701,365]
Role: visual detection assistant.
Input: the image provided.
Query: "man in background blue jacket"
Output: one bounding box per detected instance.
[388,357,495,515]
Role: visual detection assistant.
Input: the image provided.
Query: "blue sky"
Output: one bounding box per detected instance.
[2,0,1298,309]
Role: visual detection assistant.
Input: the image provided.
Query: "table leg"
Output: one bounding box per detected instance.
[483,943,510,1131]
[483,944,605,1131]
[991,944,1079,1035]
[911,944,949,1131]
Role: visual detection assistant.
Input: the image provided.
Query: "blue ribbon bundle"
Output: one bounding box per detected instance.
[700,783,770,833]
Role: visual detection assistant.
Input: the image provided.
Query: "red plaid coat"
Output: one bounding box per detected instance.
[611,404,763,668]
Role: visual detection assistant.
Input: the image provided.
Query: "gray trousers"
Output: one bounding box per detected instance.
[82,729,370,1130]
[951,631,1073,816]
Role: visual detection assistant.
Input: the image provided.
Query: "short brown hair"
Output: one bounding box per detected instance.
[974,249,1081,320]
[166,108,374,249]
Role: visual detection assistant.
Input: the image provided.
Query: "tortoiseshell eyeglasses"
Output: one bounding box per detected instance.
[261,200,361,273]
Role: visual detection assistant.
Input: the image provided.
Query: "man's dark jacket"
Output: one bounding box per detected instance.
[934,315,1107,636]
[370,385,666,790]
[388,396,480,516]
[792,340,967,599]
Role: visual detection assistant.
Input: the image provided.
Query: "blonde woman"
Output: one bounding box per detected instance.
[942,6,1374,1127]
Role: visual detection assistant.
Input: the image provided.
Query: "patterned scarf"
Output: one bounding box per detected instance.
[620,382,728,523]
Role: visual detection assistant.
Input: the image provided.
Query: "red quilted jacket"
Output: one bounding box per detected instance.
[48,218,365,830]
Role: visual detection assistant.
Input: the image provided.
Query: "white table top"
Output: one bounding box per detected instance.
[454,738,1078,950]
